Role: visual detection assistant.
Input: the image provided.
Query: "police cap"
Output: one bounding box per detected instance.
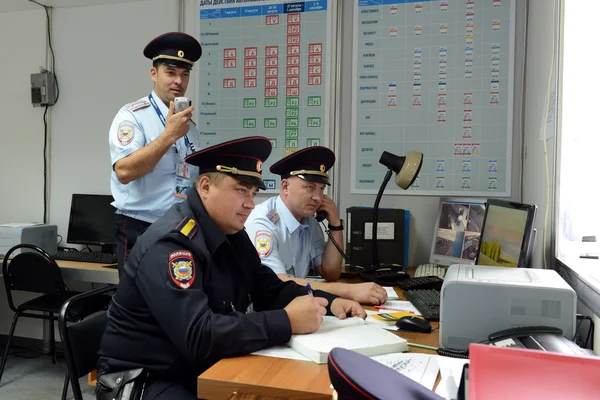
[270,146,335,185]
[184,136,272,190]
[143,32,202,70]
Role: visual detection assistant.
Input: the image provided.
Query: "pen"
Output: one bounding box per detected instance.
[374,306,414,313]
[305,282,313,296]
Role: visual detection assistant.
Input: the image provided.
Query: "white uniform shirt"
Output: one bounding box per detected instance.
[109,91,200,223]
[245,196,325,278]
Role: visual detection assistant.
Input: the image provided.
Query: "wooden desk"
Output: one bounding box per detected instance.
[54,259,119,284]
[2,258,119,284]
[197,287,439,400]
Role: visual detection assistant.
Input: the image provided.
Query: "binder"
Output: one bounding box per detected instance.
[346,207,410,269]
[468,343,600,399]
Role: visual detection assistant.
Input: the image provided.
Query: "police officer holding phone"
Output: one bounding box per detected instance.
[245,147,388,306]
[109,32,202,274]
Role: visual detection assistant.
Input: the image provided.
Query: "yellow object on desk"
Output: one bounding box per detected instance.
[369,311,415,326]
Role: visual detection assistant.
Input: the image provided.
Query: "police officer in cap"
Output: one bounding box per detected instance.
[109,32,203,274]
[97,137,366,400]
[245,147,388,306]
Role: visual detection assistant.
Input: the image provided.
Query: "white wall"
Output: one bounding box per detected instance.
[0,0,561,338]
[0,9,48,224]
[522,0,558,269]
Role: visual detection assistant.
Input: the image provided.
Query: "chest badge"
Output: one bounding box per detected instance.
[254,230,272,258]
[168,250,195,289]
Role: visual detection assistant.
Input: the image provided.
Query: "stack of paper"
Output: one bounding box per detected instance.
[287,316,408,364]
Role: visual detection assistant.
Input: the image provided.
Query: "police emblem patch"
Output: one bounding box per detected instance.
[168,250,195,289]
[254,230,272,258]
[117,122,135,145]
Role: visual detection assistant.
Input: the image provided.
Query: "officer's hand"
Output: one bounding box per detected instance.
[317,195,341,226]
[164,101,195,141]
[346,282,388,305]
[284,295,328,334]
[330,298,367,320]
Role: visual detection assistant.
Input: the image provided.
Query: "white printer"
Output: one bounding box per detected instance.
[439,265,576,350]
[0,223,58,257]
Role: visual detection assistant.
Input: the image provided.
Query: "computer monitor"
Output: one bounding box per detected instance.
[66,194,116,253]
[475,199,537,268]
[429,200,486,267]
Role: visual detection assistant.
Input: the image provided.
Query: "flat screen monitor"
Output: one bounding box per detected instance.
[66,194,116,252]
[475,199,537,268]
[429,200,486,267]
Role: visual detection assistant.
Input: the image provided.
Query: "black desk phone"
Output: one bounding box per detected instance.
[487,326,591,356]
[359,265,410,286]
[439,326,593,359]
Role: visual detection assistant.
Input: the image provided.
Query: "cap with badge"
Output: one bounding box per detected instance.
[270,146,335,185]
[184,136,272,190]
[143,32,202,70]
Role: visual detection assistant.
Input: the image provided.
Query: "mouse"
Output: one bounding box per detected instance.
[395,316,432,333]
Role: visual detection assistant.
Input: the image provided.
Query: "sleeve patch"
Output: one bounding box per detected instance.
[169,250,195,289]
[125,100,150,112]
[117,122,135,145]
[254,230,272,258]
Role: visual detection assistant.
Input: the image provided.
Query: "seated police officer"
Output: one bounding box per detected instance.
[245,147,387,306]
[96,137,366,400]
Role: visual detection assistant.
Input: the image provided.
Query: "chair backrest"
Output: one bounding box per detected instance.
[2,244,67,310]
[59,285,116,400]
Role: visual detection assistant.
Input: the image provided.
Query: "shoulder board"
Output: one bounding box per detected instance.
[125,100,151,112]
[267,210,280,225]
[177,217,199,239]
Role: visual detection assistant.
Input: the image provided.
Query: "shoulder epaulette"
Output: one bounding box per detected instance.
[125,100,151,112]
[176,217,199,239]
[267,210,280,225]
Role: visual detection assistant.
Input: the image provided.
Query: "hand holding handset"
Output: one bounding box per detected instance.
[174,97,192,113]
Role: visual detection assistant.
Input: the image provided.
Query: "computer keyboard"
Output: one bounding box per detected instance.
[403,289,441,321]
[414,263,446,278]
[398,276,444,291]
[53,251,118,264]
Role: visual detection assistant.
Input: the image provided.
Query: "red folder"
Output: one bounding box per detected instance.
[469,343,600,400]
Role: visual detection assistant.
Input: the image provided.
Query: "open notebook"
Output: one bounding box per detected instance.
[287,316,408,364]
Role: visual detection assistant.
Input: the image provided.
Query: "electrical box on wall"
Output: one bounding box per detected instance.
[31,71,57,107]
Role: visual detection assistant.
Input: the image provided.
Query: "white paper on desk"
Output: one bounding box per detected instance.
[434,356,469,400]
[371,353,439,391]
[380,300,422,316]
[384,286,400,300]
[251,345,310,361]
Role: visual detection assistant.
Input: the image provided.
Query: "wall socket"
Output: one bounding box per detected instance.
[31,71,57,107]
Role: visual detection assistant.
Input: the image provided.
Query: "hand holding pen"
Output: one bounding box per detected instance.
[283,283,327,334]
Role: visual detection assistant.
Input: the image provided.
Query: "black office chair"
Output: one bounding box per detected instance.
[59,285,116,400]
[0,244,109,388]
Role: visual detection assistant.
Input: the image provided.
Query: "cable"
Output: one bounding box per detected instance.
[30,0,60,224]
[319,221,361,272]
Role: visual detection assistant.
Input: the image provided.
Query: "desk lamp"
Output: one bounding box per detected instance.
[371,151,423,270]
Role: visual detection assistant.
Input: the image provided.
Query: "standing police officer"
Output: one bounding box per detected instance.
[97,137,366,400]
[245,147,387,306]
[109,32,202,273]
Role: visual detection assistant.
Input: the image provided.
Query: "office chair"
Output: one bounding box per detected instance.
[327,347,443,400]
[0,244,109,388]
[59,285,116,400]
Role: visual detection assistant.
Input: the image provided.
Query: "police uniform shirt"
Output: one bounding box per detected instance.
[109,90,201,223]
[97,187,337,386]
[245,196,325,278]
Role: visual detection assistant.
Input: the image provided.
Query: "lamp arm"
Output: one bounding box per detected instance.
[372,169,393,268]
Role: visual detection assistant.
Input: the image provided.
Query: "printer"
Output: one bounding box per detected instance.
[440,265,576,349]
[0,223,58,257]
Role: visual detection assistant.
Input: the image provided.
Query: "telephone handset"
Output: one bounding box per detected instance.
[438,325,590,359]
[315,210,327,223]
